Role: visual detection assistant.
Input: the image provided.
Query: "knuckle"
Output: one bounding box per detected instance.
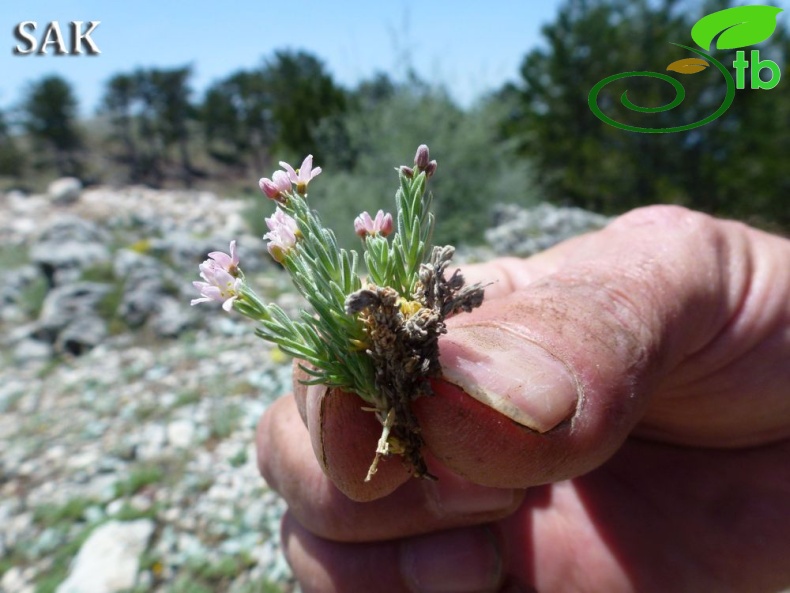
[613,204,722,243]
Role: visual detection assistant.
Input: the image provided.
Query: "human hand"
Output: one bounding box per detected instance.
[257,206,790,592]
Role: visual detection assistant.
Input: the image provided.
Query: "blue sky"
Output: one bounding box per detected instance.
[1,1,565,117]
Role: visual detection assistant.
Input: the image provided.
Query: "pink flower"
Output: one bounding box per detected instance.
[354,210,394,238]
[259,170,292,202]
[206,240,239,276]
[191,242,243,311]
[279,155,322,194]
[264,208,299,262]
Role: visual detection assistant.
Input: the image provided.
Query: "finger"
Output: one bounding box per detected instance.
[290,366,422,500]
[290,363,409,499]
[257,394,521,540]
[312,384,415,500]
[283,512,507,593]
[420,205,790,486]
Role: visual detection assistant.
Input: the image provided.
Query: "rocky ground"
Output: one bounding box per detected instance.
[0,179,608,593]
[1,181,302,593]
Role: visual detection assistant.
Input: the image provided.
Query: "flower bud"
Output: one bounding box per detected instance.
[399,165,414,179]
[259,178,280,200]
[378,211,394,237]
[424,160,437,178]
[263,208,299,262]
[414,144,430,169]
[259,170,292,202]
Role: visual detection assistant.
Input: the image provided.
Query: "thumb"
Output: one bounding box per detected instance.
[416,206,753,487]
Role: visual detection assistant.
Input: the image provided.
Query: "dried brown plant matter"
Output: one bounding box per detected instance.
[345,245,485,481]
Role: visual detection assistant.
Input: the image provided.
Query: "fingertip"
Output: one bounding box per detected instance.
[399,526,505,593]
[283,511,506,593]
[439,323,579,432]
[282,511,405,593]
[307,386,411,501]
[416,380,582,488]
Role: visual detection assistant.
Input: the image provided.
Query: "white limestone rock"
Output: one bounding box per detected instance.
[55,519,154,593]
[47,177,82,205]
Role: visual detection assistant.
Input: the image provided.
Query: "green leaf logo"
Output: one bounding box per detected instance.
[691,5,783,51]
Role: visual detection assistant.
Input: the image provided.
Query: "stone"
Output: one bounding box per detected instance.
[167,419,195,448]
[4,511,33,552]
[12,338,53,364]
[149,233,221,272]
[150,296,195,338]
[35,215,108,245]
[55,520,154,593]
[37,283,110,332]
[30,216,111,287]
[35,282,111,352]
[113,249,161,281]
[56,315,108,356]
[114,250,195,335]
[1,566,30,593]
[31,242,111,287]
[106,499,125,517]
[47,177,82,205]
[117,273,162,327]
[0,265,42,322]
[485,202,610,257]
[135,424,167,461]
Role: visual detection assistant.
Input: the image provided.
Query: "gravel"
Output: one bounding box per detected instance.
[1,183,297,593]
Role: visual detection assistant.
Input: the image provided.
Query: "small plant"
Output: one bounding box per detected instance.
[229,447,249,468]
[209,402,242,440]
[173,389,201,408]
[20,274,49,318]
[113,501,160,521]
[33,497,97,528]
[114,462,165,497]
[192,146,484,480]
